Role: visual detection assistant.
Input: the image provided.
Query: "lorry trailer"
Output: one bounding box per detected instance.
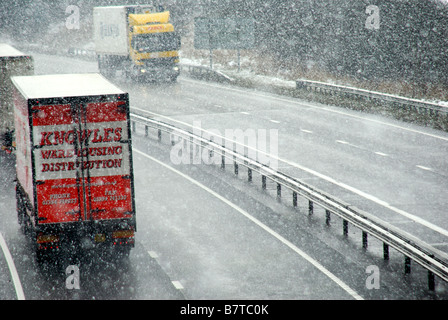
[93,5,181,82]
[0,43,33,151]
[11,73,136,261]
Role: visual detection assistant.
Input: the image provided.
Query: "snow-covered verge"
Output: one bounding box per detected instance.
[180,52,448,132]
[179,52,448,109]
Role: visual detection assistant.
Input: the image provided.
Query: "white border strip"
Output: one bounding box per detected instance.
[133,148,364,300]
[0,232,25,300]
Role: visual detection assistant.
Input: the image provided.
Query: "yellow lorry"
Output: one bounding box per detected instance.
[93,5,181,82]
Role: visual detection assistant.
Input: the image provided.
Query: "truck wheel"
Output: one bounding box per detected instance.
[16,187,26,231]
[16,195,24,226]
[35,249,45,264]
[35,248,52,264]
[114,246,131,258]
[167,75,178,83]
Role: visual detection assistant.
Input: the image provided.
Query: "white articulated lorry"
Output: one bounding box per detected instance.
[11,73,136,261]
[0,44,33,153]
[93,5,181,82]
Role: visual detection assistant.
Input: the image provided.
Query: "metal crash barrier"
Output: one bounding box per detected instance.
[295,78,448,127]
[130,110,448,292]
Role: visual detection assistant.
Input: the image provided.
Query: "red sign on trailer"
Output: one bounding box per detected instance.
[12,74,136,260]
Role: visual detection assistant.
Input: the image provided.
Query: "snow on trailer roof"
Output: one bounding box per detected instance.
[0,43,30,58]
[11,73,126,100]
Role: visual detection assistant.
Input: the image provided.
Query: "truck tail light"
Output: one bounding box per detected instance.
[95,233,106,243]
[36,233,60,244]
[36,233,60,250]
[112,229,134,239]
[112,229,134,246]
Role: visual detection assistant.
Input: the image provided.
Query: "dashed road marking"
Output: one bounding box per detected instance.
[375,152,389,157]
[172,280,184,290]
[416,165,433,171]
[336,140,361,149]
[430,242,448,247]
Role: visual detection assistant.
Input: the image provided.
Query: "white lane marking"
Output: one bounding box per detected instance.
[172,280,184,290]
[149,251,184,290]
[337,141,390,157]
[270,119,280,123]
[131,107,448,239]
[180,78,448,142]
[375,152,389,157]
[133,148,363,300]
[0,232,25,300]
[416,165,433,172]
[338,142,389,157]
[240,111,250,115]
[430,243,448,247]
[336,140,362,150]
[300,129,313,134]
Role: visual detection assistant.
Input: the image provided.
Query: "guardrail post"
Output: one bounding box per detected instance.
[362,231,368,249]
[233,144,238,175]
[221,145,225,169]
[277,183,281,199]
[190,137,194,164]
[292,192,297,208]
[404,256,411,274]
[248,168,252,182]
[209,147,214,161]
[383,243,389,260]
[262,175,266,190]
[325,210,331,226]
[343,220,348,237]
[428,271,435,291]
[145,125,149,137]
[157,129,161,141]
[132,121,136,133]
[308,200,313,215]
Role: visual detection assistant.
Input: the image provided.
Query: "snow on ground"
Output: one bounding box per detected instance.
[180,56,296,89]
[180,55,447,108]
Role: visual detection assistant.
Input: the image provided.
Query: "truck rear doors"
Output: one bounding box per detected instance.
[32,97,135,226]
